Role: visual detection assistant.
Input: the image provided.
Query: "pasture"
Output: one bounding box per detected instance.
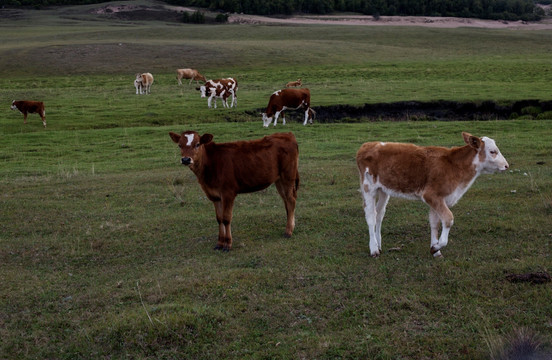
[1,2,551,358]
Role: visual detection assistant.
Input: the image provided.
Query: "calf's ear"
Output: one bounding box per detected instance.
[169,132,181,144]
[200,134,213,145]
[462,132,481,149]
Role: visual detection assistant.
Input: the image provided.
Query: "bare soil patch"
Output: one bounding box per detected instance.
[229,13,552,30]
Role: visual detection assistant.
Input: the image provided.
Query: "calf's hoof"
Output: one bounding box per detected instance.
[214,245,231,252]
[430,247,443,258]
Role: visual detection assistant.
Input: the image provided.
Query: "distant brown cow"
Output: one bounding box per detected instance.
[11,100,46,127]
[286,78,302,87]
[176,68,206,85]
[169,131,300,251]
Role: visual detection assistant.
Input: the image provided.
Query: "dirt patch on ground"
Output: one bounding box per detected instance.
[91,4,186,22]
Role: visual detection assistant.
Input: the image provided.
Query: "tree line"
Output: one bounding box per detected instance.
[1,0,545,21]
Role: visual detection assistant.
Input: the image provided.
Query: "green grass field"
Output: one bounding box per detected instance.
[1,2,551,359]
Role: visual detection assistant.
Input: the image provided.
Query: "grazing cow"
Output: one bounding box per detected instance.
[135,73,154,94]
[176,68,206,85]
[11,100,46,127]
[262,88,315,127]
[286,78,302,87]
[356,132,509,258]
[197,78,238,108]
[169,131,299,251]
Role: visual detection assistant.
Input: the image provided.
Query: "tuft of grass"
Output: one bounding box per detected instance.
[486,327,551,360]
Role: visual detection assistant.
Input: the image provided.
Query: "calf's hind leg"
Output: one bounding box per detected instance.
[275,179,297,238]
[374,189,390,252]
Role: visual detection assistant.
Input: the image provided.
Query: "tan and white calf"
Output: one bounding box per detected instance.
[356,132,509,258]
[135,73,154,94]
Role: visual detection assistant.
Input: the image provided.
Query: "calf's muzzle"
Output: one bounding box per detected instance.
[181,157,192,166]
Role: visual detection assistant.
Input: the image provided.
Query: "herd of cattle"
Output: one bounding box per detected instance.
[136,68,315,127]
[10,68,314,129]
[9,68,510,258]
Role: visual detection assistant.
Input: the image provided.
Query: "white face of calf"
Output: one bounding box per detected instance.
[169,131,214,166]
[476,136,509,174]
[10,101,17,111]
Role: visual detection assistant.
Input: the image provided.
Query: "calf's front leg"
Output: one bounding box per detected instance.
[213,197,235,251]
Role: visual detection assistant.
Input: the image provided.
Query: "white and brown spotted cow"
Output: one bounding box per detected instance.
[197,78,238,108]
[356,132,509,258]
[176,68,206,85]
[262,88,314,127]
[11,100,46,127]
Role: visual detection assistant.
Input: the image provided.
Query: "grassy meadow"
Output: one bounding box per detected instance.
[1,2,552,359]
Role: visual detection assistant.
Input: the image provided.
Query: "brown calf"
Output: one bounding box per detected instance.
[169,131,300,251]
[356,132,509,258]
[11,100,46,127]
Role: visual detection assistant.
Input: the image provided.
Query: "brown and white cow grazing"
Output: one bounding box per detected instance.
[11,100,46,127]
[356,132,509,258]
[176,68,206,85]
[197,78,238,109]
[169,131,299,251]
[286,78,302,88]
[262,88,314,127]
[135,73,154,94]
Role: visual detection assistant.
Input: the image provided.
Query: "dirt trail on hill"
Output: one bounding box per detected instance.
[229,13,552,30]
